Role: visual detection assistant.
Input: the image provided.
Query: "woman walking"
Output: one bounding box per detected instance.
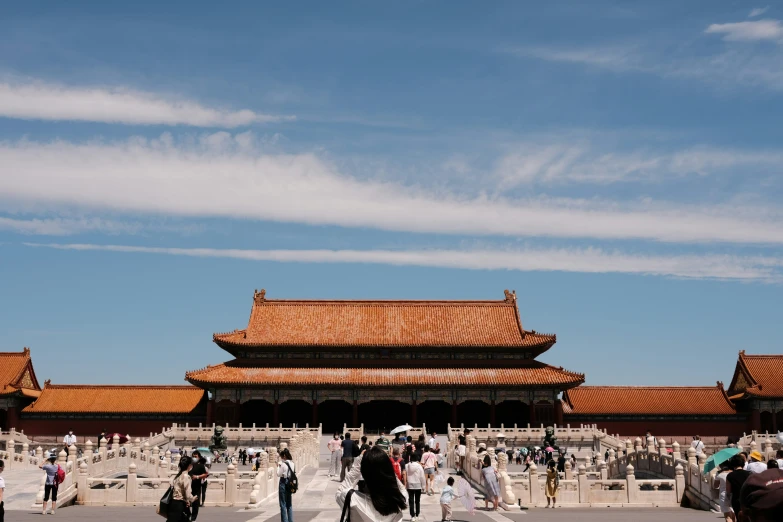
[405,452,425,521]
[336,446,408,522]
[278,448,295,522]
[481,454,500,511]
[545,460,559,508]
[713,462,733,522]
[168,456,196,522]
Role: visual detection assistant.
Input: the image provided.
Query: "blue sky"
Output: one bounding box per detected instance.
[1,2,781,387]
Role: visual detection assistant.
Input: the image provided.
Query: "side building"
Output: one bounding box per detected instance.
[728,351,783,434]
[0,348,42,430]
[186,289,585,433]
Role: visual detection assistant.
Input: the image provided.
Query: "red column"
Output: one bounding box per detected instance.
[490,400,496,426]
[206,398,215,426]
[451,401,458,427]
[273,400,280,425]
[751,409,761,432]
[529,401,537,426]
[555,400,564,426]
[312,401,318,427]
[6,406,19,430]
[411,401,417,426]
[352,401,359,427]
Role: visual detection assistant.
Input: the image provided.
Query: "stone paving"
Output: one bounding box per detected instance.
[4,462,714,522]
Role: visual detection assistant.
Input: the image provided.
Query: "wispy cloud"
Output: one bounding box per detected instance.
[705,19,783,42]
[749,7,770,18]
[1,132,783,245]
[0,216,142,235]
[0,81,295,127]
[23,242,783,283]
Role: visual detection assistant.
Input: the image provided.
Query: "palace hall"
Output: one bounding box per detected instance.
[185,289,585,433]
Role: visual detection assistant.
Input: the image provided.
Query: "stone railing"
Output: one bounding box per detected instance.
[0,438,45,470]
[0,429,32,446]
[457,434,684,508]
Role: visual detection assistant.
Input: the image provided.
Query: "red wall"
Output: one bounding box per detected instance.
[19,417,202,439]
[566,417,750,439]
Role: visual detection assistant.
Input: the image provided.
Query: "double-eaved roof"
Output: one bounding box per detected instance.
[23,384,206,415]
[728,351,783,399]
[213,289,556,353]
[0,348,42,399]
[562,383,737,416]
[186,362,585,388]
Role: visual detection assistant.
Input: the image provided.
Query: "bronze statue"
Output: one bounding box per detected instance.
[209,425,228,452]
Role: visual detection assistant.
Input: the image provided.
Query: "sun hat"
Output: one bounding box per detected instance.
[739,469,783,522]
[751,450,764,461]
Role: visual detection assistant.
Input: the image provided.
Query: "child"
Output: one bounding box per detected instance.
[440,476,461,522]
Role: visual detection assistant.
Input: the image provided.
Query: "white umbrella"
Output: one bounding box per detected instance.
[390,424,413,435]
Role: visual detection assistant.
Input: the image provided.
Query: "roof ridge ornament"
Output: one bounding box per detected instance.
[23,346,30,356]
[503,289,516,303]
[254,288,266,304]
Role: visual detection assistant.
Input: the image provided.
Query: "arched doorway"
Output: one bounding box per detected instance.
[358,401,410,433]
[279,400,312,428]
[457,400,490,427]
[240,400,274,426]
[318,400,353,434]
[776,410,783,433]
[418,400,450,434]
[496,400,529,427]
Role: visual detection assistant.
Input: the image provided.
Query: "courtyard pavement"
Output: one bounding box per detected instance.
[5,462,715,522]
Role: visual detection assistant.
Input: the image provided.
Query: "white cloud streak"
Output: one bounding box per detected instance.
[24,242,783,283]
[749,7,770,18]
[0,81,295,127]
[705,19,783,42]
[2,133,783,245]
[0,216,142,236]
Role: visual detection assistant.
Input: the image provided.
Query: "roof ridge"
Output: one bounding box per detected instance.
[255,300,515,305]
[44,384,199,389]
[574,385,724,390]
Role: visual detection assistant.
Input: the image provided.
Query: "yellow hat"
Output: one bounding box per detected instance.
[750,450,763,461]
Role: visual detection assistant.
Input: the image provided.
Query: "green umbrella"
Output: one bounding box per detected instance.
[702,447,739,474]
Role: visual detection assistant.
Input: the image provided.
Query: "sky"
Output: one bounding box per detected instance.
[1,2,782,387]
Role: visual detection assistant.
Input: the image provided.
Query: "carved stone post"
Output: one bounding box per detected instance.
[564,459,573,480]
[126,462,138,503]
[6,439,14,470]
[528,463,539,507]
[35,446,43,467]
[76,461,89,504]
[226,463,237,505]
[151,446,160,477]
[646,435,656,454]
[675,464,686,503]
[625,439,633,456]
[625,463,636,504]
[687,447,697,468]
[578,464,588,504]
[497,451,516,505]
[697,452,707,473]
[672,441,681,461]
[635,437,643,453]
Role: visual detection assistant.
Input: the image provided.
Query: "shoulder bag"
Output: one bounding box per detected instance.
[156,471,182,517]
[285,462,299,494]
[340,489,355,522]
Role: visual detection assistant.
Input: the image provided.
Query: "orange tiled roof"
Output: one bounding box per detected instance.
[562,384,736,416]
[729,352,783,398]
[214,289,555,350]
[0,348,42,397]
[23,385,206,414]
[186,363,584,388]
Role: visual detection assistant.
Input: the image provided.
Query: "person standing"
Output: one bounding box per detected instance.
[427,432,439,452]
[359,436,370,454]
[328,433,342,477]
[481,454,500,511]
[0,459,5,522]
[187,450,209,522]
[278,448,295,522]
[712,463,733,522]
[746,451,767,473]
[545,460,559,509]
[168,456,196,522]
[691,436,705,458]
[63,429,77,454]
[439,476,461,522]
[421,445,437,495]
[376,432,391,454]
[390,447,404,481]
[335,447,408,522]
[39,454,60,515]
[405,453,425,521]
[458,430,468,473]
[340,433,354,481]
[726,455,751,518]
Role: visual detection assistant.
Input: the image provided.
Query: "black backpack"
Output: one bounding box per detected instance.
[285,462,298,494]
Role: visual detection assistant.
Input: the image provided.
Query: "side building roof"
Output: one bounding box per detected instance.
[562,383,736,416]
[213,289,556,354]
[0,347,42,398]
[186,362,585,389]
[23,384,206,415]
[728,351,783,399]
